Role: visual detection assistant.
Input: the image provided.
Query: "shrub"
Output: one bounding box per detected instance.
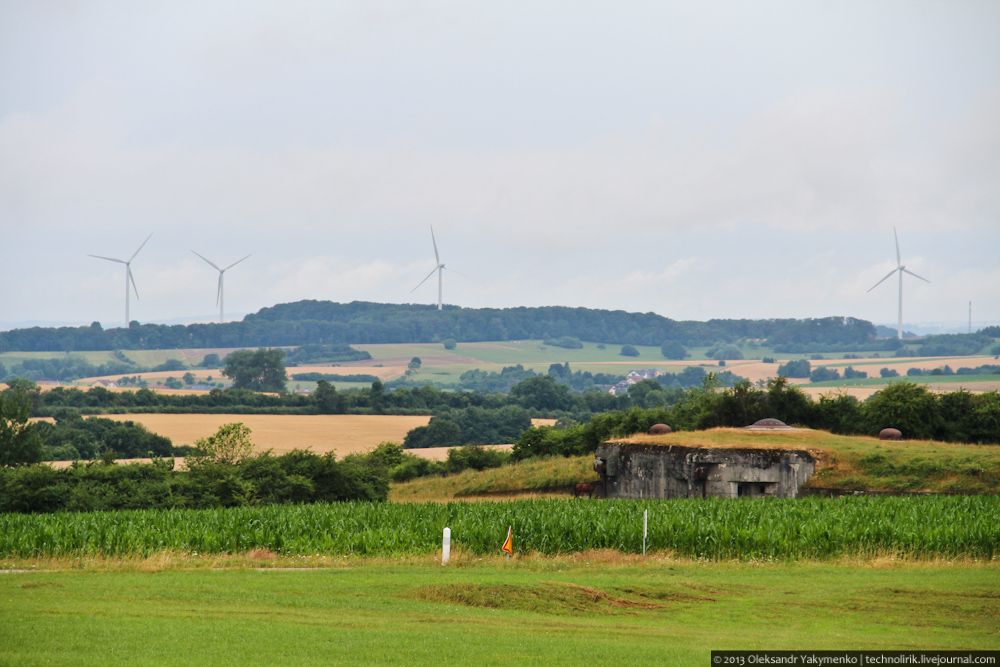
[810,367,840,382]
[619,345,640,357]
[543,336,583,349]
[659,341,688,359]
[777,359,811,378]
[706,344,743,360]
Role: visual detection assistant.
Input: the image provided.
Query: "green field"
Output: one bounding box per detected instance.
[3,496,997,560]
[0,560,996,665]
[809,374,1000,388]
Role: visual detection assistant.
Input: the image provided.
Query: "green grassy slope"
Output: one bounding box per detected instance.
[0,561,996,666]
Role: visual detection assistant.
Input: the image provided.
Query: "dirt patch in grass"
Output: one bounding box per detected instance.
[414,582,669,615]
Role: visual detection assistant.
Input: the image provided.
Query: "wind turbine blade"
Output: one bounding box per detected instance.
[223,254,251,271]
[191,250,221,271]
[893,227,901,267]
[430,226,440,264]
[88,254,126,264]
[902,268,930,283]
[411,266,439,292]
[443,266,470,280]
[216,274,223,305]
[867,268,898,293]
[129,233,153,262]
[128,267,139,299]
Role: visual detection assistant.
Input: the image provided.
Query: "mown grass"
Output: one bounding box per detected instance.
[0,560,996,666]
[1,496,997,560]
[618,428,1000,494]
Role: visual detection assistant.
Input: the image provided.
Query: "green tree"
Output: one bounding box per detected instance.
[777,359,811,378]
[619,344,640,357]
[706,343,743,360]
[313,380,344,413]
[810,367,840,382]
[0,388,43,466]
[200,353,222,368]
[442,339,457,350]
[408,357,422,370]
[862,383,940,439]
[510,376,574,411]
[222,349,288,392]
[765,377,813,425]
[659,340,688,359]
[189,422,255,465]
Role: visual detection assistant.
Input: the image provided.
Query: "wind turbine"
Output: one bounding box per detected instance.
[88,233,153,327]
[191,251,251,323]
[866,227,930,340]
[411,226,447,310]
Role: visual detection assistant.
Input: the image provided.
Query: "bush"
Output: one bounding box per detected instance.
[659,341,688,359]
[619,345,640,357]
[706,344,743,360]
[442,339,457,350]
[862,383,940,440]
[777,359,811,378]
[446,445,512,473]
[0,448,388,514]
[880,368,899,378]
[189,423,255,466]
[843,366,868,379]
[544,336,583,349]
[810,367,841,382]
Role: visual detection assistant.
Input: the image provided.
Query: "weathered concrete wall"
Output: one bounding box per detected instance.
[593,444,815,499]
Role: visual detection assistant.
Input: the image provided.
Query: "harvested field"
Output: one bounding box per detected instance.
[45,444,516,470]
[98,414,431,453]
[92,414,551,456]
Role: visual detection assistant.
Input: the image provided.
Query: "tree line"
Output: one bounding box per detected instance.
[0,301,879,351]
[511,379,1000,460]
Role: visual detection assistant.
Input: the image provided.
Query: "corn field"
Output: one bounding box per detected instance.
[0,496,996,560]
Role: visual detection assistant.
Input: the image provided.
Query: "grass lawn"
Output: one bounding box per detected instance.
[0,559,995,666]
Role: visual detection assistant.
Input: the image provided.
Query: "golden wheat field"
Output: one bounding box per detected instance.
[100,414,431,454]
[96,414,556,457]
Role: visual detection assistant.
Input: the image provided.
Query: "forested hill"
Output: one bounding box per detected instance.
[0,301,876,352]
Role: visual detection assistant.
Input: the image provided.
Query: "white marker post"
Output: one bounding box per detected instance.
[642,510,648,556]
[442,527,451,566]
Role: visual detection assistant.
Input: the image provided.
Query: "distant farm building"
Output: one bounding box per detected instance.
[608,368,663,395]
[594,443,815,499]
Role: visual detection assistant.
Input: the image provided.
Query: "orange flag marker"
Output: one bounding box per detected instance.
[501,525,513,557]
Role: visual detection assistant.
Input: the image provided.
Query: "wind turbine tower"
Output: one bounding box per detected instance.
[412,226,447,310]
[88,233,153,327]
[191,251,251,323]
[866,227,930,340]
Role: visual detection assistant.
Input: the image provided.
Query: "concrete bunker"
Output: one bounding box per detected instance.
[593,443,815,499]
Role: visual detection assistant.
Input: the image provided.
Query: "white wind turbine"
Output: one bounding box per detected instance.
[867,227,930,340]
[191,251,251,323]
[88,233,153,327]
[411,226,448,310]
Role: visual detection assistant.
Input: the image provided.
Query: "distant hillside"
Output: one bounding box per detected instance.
[0,300,876,352]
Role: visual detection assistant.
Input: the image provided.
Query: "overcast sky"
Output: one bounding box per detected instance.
[1,1,998,331]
